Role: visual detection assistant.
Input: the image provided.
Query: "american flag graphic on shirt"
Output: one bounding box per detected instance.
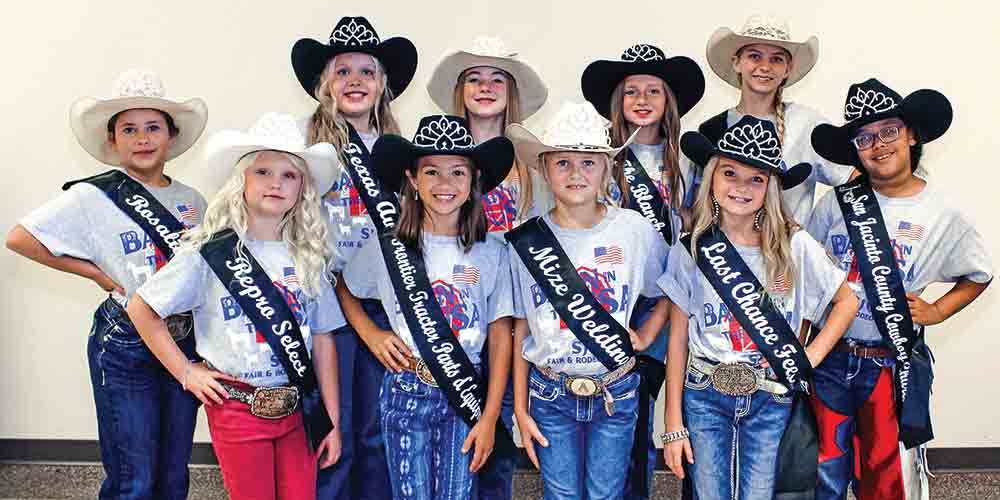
[896,221,925,241]
[282,267,300,287]
[452,265,480,285]
[594,245,624,265]
[176,203,199,227]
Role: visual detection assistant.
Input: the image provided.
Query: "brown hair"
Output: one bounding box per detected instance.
[107,109,180,140]
[451,67,533,216]
[395,157,487,254]
[608,77,685,210]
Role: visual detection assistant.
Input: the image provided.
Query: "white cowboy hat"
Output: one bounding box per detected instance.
[202,112,340,196]
[427,35,548,119]
[706,14,819,88]
[506,101,639,169]
[69,69,208,167]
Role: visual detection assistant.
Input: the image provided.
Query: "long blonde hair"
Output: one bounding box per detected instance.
[609,77,685,210]
[689,157,799,294]
[306,54,402,158]
[734,46,790,146]
[451,68,533,217]
[183,151,331,298]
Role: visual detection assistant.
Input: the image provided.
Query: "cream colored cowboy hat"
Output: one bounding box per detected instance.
[707,14,819,88]
[506,101,639,169]
[70,69,208,167]
[203,112,340,196]
[427,35,548,119]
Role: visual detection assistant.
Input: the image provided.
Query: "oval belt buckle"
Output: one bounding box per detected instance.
[251,387,299,419]
[415,361,439,387]
[710,363,758,396]
[568,377,600,397]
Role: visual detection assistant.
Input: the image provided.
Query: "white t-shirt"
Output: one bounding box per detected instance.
[511,207,669,375]
[137,240,346,387]
[658,230,846,367]
[343,233,515,364]
[20,171,206,306]
[807,183,993,341]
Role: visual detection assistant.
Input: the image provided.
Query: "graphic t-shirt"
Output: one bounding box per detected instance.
[483,168,548,243]
[658,231,846,367]
[137,240,346,387]
[20,171,206,306]
[807,183,993,341]
[511,207,669,376]
[343,233,514,364]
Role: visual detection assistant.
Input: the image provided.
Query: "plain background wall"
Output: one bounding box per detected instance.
[2,0,997,448]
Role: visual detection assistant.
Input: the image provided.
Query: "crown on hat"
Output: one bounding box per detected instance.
[738,14,793,41]
[112,69,167,99]
[329,17,380,46]
[541,102,613,148]
[247,112,308,152]
[718,119,783,170]
[413,116,475,150]
[844,81,902,121]
[468,35,517,58]
[620,44,666,63]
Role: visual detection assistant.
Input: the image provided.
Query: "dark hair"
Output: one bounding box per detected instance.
[107,109,180,138]
[395,158,486,253]
[908,129,923,173]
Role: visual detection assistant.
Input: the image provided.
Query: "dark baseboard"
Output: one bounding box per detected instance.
[1,439,997,471]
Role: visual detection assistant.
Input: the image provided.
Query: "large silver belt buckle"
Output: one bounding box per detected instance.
[710,363,758,396]
[415,360,439,387]
[566,377,600,397]
[250,386,299,419]
[164,313,193,341]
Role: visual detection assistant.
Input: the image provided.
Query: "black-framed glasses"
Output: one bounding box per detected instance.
[851,125,901,151]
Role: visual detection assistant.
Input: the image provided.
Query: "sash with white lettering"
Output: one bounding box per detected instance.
[623,148,674,244]
[682,229,811,392]
[200,229,331,450]
[506,217,635,371]
[377,232,515,455]
[834,176,933,448]
[341,123,399,236]
[64,169,185,261]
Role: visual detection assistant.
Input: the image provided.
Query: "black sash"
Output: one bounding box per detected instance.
[200,229,331,450]
[506,217,636,371]
[682,229,811,392]
[340,123,399,236]
[623,148,674,244]
[64,169,186,261]
[834,177,933,448]
[376,232,515,455]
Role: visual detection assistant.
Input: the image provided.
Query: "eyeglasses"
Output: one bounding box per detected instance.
[851,125,901,151]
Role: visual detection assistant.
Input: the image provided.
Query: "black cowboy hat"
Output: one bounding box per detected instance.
[373,115,514,194]
[682,115,811,190]
[811,78,952,166]
[291,16,418,100]
[582,44,705,118]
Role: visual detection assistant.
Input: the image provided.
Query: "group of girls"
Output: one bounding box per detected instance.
[7,11,993,500]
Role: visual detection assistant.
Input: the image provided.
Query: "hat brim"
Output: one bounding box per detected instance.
[506,123,639,171]
[69,96,208,168]
[372,135,515,195]
[202,131,340,198]
[581,56,706,118]
[706,27,819,88]
[427,51,549,119]
[681,131,811,190]
[291,36,418,100]
[811,89,953,166]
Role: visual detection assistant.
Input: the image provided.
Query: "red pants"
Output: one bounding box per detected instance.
[205,389,316,500]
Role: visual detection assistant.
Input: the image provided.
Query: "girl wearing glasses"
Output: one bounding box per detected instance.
[807,79,992,500]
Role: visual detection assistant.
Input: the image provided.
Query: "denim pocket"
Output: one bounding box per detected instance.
[771,392,794,404]
[684,368,711,390]
[528,375,559,402]
[608,372,639,400]
[390,374,434,399]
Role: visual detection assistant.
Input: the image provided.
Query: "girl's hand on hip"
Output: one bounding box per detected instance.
[184,362,238,406]
[364,329,413,373]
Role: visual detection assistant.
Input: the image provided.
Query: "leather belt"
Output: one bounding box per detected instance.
[536,357,637,416]
[834,340,893,359]
[221,382,299,419]
[688,356,789,396]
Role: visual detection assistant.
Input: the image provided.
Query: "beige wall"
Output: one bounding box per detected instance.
[2,0,997,447]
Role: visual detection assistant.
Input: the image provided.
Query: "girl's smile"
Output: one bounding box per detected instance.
[854,118,915,183]
[733,44,791,96]
[328,52,381,119]
[545,152,607,208]
[622,74,667,129]
[712,159,769,218]
[109,108,176,178]
[463,66,509,119]
[407,155,474,222]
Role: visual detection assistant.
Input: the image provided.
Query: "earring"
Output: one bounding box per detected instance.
[414,191,419,201]
[711,195,720,224]
[753,208,765,232]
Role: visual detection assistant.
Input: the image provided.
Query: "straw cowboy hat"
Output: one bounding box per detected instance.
[707,14,819,88]
[506,101,639,169]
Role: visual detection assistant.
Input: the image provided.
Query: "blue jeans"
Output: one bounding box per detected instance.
[317,298,392,500]
[683,365,793,500]
[87,298,199,500]
[529,366,640,500]
[381,368,477,500]
[474,344,516,500]
[624,297,667,500]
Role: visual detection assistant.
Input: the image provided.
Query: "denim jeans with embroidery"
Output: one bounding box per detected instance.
[474,347,516,500]
[528,366,640,500]
[683,363,792,500]
[87,297,199,500]
[380,368,477,500]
